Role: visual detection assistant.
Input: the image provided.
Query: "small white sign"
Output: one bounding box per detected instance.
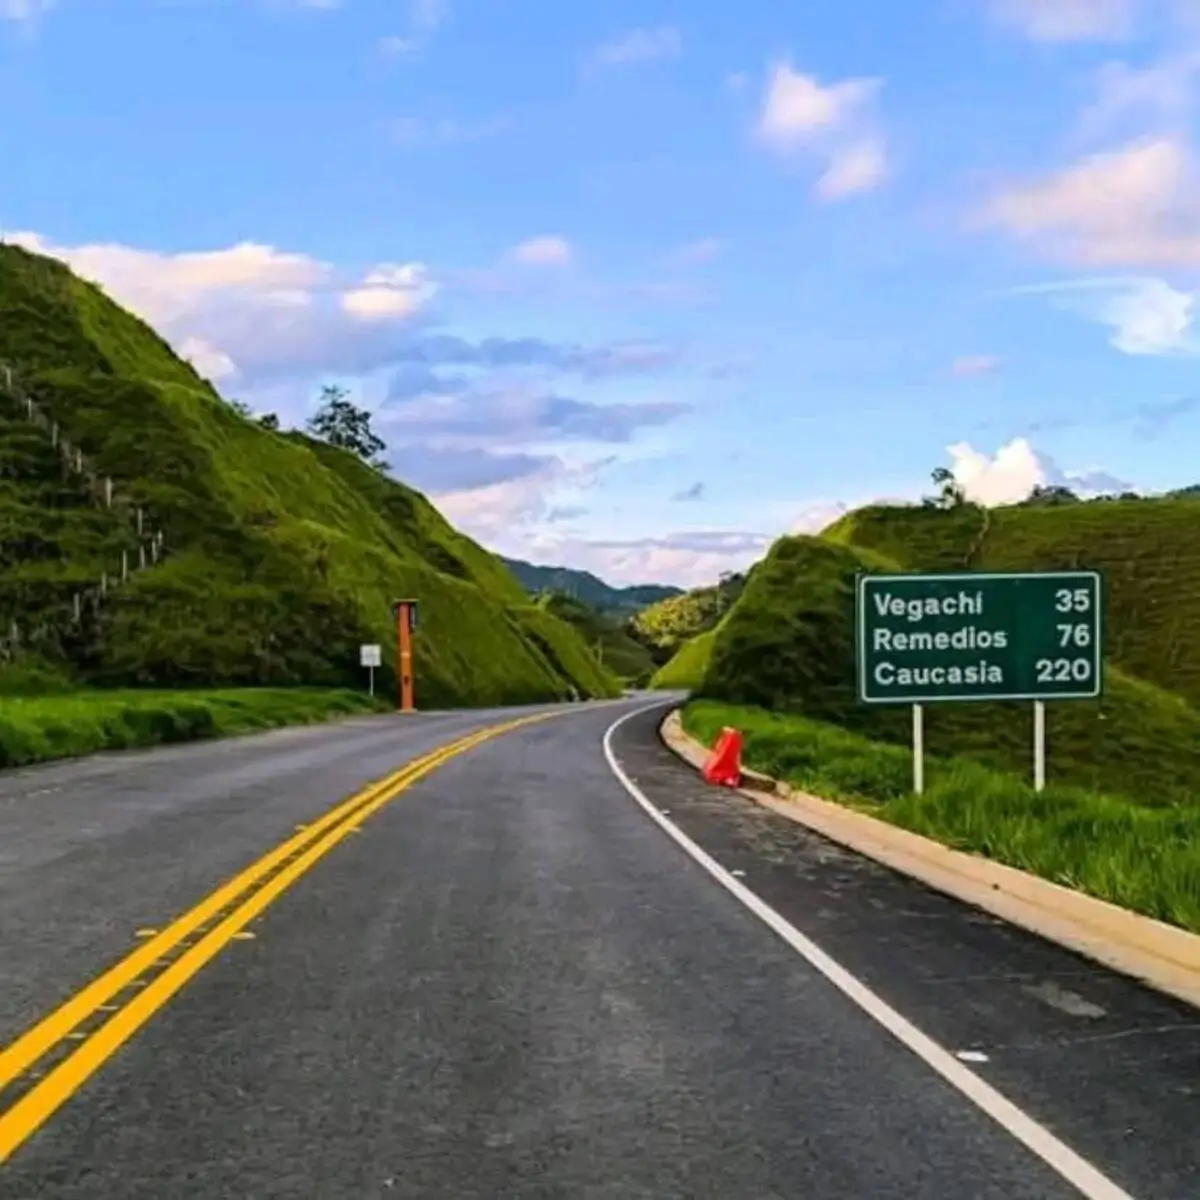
[360,644,382,668]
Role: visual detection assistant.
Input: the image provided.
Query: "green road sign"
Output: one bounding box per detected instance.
[856,570,1103,704]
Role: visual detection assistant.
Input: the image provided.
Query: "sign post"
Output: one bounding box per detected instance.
[392,599,420,713]
[359,643,381,697]
[856,570,1103,793]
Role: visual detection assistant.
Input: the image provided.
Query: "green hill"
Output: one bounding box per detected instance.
[633,571,748,660]
[534,592,656,685]
[825,498,1200,706]
[0,243,620,706]
[500,555,681,615]
[691,505,1200,803]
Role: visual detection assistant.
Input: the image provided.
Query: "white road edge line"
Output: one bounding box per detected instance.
[602,702,1136,1200]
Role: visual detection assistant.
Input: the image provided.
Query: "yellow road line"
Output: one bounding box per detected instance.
[0,709,553,1161]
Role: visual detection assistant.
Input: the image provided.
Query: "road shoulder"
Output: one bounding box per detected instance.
[608,703,1200,1200]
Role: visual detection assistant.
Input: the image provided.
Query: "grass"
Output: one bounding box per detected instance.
[0,686,388,769]
[534,592,657,684]
[694,532,1200,804]
[650,627,717,689]
[682,699,1200,933]
[827,498,1200,707]
[0,243,620,706]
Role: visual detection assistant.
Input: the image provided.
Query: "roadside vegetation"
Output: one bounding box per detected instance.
[682,699,1200,933]
[0,686,385,769]
[660,484,1200,932]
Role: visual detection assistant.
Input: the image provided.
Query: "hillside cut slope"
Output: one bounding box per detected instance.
[826,500,1200,707]
[0,244,619,705]
[687,503,1200,803]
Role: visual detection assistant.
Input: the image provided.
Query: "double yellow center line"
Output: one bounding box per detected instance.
[0,710,554,1164]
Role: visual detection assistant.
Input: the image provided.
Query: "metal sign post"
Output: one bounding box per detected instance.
[912,703,924,795]
[856,570,1103,793]
[360,643,381,697]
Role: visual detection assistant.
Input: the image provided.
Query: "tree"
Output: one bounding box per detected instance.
[229,399,253,418]
[257,412,280,431]
[929,466,965,509]
[1023,483,1080,506]
[306,385,387,468]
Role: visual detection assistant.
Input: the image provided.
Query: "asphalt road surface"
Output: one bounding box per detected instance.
[0,695,1195,1198]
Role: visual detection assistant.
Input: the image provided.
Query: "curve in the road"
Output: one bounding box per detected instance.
[604,703,1133,1200]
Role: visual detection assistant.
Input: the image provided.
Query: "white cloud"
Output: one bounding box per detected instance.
[815,139,888,199]
[947,438,1131,504]
[340,263,435,321]
[790,501,851,533]
[590,25,681,68]
[178,337,238,382]
[508,235,573,267]
[755,61,888,199]
[1080,50,1200,139]
[6,231,435,384]
[977,136,1200,266]
[988,0,1139,42]
[1008,275,1198,353]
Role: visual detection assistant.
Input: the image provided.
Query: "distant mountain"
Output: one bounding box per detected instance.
[499,556,683,615]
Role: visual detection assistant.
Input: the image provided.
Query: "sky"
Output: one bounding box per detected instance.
[3,0,1200,587]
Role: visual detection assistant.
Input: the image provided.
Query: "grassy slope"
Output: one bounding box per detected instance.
[0,244,619,705]
[827,498,1200,706]
[695,534,1200,803]
[0,687,385,769]
[535,593,655,684]
[650,627,717,689]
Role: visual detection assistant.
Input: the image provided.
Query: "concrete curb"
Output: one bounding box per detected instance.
[659,708,1200,1011]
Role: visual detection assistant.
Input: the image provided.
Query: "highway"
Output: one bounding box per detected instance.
[0,695,1195,1198]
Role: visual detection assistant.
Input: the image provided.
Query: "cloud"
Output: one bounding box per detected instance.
[947,438,1131,504]
[1007,276,1198,353]
[671,481,706,502]
[5,231,436,385]
[385,332,682,379]
[382,383,689,448]
[534,530,771,588]
[951,354,1006,376]
[790,501,851,532]
[386,446,551,492]
[755,61,888,199]
[507,236,573,267]
[1079,49,1200,140]
[389,115,509,147]
[340,263,437,321]
[590,25,682,69]
[987,0,1139,42]
[976,137,1200,267]
[1133,394,1200,436]
[430,457,614,544]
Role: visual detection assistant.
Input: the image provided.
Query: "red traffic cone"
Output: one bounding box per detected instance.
[702,726,743,788]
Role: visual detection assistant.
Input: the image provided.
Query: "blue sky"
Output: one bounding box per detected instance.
[3,0,1200,585]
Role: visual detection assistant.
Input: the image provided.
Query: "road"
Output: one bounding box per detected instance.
[0,695,1195,1198]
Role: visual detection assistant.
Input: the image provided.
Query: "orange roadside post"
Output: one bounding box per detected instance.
[393,598,419,713]
[702,726,743,788]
